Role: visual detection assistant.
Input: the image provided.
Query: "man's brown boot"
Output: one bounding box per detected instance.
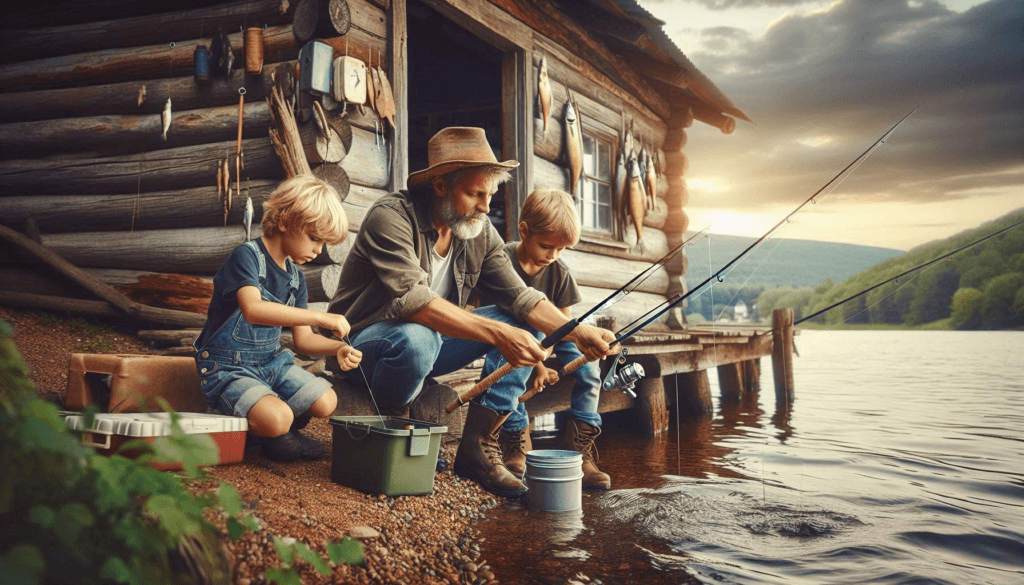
[498,426,532,479]
[564,418,611,490]
[454,402,528,497]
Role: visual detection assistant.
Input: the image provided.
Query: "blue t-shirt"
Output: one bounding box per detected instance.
[196,238,308,348]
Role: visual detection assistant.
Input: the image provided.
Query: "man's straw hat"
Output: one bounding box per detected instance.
[407,127,519,188]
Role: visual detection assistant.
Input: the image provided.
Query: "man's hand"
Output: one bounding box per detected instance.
[568,324,619,362]
[494,325,548,368]
[336,344,363,371]
[530,363,560,395]
[320,313,352,339]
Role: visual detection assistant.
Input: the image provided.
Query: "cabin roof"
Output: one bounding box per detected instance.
[565,0,751,124]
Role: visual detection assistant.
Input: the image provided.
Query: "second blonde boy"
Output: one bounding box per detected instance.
[480,189,611,490]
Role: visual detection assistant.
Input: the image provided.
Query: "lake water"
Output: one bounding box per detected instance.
[476,331,1024,584]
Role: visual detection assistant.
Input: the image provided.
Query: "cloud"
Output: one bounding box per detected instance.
[681,0,1024,210]
[674,0,816,9]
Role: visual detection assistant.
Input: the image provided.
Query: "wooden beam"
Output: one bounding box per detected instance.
[674,370,713,418]
[502,49,533,241]
[635,376,668,436]
[418,0,533,52]
[559,249,668,295]
[717,362,745,402]
[0,0,295,63]
[772,308,795,404]
[632,333,774,377]
[388,0,409,192]
[0,25,298,93]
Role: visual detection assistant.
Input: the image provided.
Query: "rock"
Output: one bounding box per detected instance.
[349,525,381,539]
[236,579,251,585]
[464,562,478,573]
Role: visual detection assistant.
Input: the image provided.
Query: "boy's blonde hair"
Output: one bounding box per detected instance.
[261,175,348,245]
[519,189,580,246]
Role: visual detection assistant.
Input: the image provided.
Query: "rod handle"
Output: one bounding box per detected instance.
[517,354,590,403]
[445,361,516,413]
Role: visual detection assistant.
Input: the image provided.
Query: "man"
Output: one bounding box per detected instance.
[326,127,618,496]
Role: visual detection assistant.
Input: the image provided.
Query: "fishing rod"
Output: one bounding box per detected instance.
[794,217,1024,326]
[444,226,711,413]
[516,106,920,403]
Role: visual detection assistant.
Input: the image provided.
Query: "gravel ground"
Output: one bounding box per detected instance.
[1,307,506,585]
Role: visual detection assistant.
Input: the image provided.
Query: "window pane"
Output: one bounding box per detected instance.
[598,143,610,180]
[583,135,595,175]
[598,202,610,230]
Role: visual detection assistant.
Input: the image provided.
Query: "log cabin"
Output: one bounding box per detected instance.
[0,0,795,432]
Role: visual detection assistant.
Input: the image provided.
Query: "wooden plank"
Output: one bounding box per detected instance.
[87,268,213,315]
[560,249,667,295]
[2,0,227,30]
[717,362,744,402]
[502,49,533,241]
[635,376,668,436]
[0,0,295,63]
[418,0,533,52]
[575,285,670,331]
[631,333,774,378]
[0,181,276,234]
[341,126,391,190]
[0,101,272,158]
[0,137,282,196]
[388,0,409,192]
[0,25,298,93]
[772,308,795,404]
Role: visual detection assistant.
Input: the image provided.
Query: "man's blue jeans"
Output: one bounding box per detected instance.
[482,336,602,433]
[341,306,535,415]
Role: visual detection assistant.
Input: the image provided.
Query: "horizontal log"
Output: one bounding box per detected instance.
[0,267,88,298]
[560,249,667,295]
[0,180,277,233]
[0,101,272,158]
[339,126,390,190]
[0,137,283,196]
[87,268,213,314]
[631,334,774,377]
[0,0,295,63]
[572,229,668,263]
[0,290,120,319]
[2,0,227,30]
[0,25,298,93]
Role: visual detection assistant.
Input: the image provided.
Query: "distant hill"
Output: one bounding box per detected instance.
[682,234,903,290]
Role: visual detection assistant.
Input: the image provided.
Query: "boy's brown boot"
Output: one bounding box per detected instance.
[498,426,532,479]
[454,402,527,497]
[564,418,611,490]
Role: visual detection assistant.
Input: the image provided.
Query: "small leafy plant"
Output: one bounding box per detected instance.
[267,535,365,585]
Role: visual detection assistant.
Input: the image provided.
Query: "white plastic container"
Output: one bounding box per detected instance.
[64,412,248,471]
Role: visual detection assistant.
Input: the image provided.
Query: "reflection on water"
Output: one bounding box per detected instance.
[476,331,1024,584]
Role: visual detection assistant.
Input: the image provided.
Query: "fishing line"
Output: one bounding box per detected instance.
[344,334,386,426]
[712,236,786,323]
[833,265,928,326]
[708,234,719,369]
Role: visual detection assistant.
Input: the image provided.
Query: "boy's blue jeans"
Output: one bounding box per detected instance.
[483,335,602,433]
[341,306,535,416]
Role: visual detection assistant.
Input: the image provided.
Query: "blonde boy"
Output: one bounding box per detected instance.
[194,175,362,462]
[483,189,611,490]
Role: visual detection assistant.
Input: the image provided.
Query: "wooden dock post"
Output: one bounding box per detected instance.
[772,308,795,404]
[635,376,669,436]
[743,358,761,394]
[673,371,713,417]
[717,362,745,402]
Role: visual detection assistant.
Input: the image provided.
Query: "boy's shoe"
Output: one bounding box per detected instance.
[289,413,326,460]
[248,432,308,463]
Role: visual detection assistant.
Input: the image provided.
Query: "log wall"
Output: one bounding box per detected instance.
[0,0,392,315]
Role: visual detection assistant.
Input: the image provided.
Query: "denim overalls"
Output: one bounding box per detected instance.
[194,241,331,418]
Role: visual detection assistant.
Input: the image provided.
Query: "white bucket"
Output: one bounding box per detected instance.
[525,449,584,512]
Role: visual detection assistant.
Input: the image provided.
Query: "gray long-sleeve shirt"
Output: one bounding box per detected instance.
[327,188,546,333]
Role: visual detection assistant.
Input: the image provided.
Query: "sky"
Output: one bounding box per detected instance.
[635,0,1023,250]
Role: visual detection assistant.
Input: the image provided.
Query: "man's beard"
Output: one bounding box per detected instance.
[439,194,486,240]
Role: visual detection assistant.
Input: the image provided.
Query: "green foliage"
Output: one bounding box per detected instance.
[0,319,254,585]
[979,272,1024,329]
[265,536,364,585]
[950,287,983,330]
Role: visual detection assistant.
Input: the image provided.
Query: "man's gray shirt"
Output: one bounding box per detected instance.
[327,188,546,332]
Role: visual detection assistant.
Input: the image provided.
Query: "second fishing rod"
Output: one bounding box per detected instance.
[513,105,920,404]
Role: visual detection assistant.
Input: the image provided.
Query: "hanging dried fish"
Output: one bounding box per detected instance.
[376,66,396,129]
[625,155,646,254]
[161,98,172,141]
[538,56,552,135]
[243,196,254,242]
[644,147,657,210]
[137,85,147,107]
[564,98,583,198]
[216,160,224,200]
[614,149,627,234]
[221,158,230,202]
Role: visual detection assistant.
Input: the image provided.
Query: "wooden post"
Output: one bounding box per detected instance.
[634,376,668,436]
[717,362,744,402]
[387,0,408,192]
[743,358,761,394]
[673,370,712,418]
[772,308,795,404]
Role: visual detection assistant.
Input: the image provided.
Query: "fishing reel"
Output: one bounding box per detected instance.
[600,348,645,398]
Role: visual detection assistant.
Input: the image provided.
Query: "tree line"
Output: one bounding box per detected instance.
[754,208,1024,330]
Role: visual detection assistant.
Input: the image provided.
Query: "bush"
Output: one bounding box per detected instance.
[0,319,257,585]
[979,272,1024,329]
[950,287,983,330]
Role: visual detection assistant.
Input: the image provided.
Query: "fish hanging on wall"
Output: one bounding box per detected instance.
[137,85,146,107]
[564,97,583,199]
[623,155,646,254]
[644,147,657,210]
[538,56,552,135]
[161,98,172,141]
[614,149,627,235]
[243,196,253,242]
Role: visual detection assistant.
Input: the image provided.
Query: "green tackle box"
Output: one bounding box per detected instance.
[329,416,447,496]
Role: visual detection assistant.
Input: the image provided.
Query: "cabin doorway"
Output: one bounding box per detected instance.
[406,0,509,237]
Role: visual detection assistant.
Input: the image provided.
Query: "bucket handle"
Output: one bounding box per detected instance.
[82,432,112,450]
[346,424,372,441]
